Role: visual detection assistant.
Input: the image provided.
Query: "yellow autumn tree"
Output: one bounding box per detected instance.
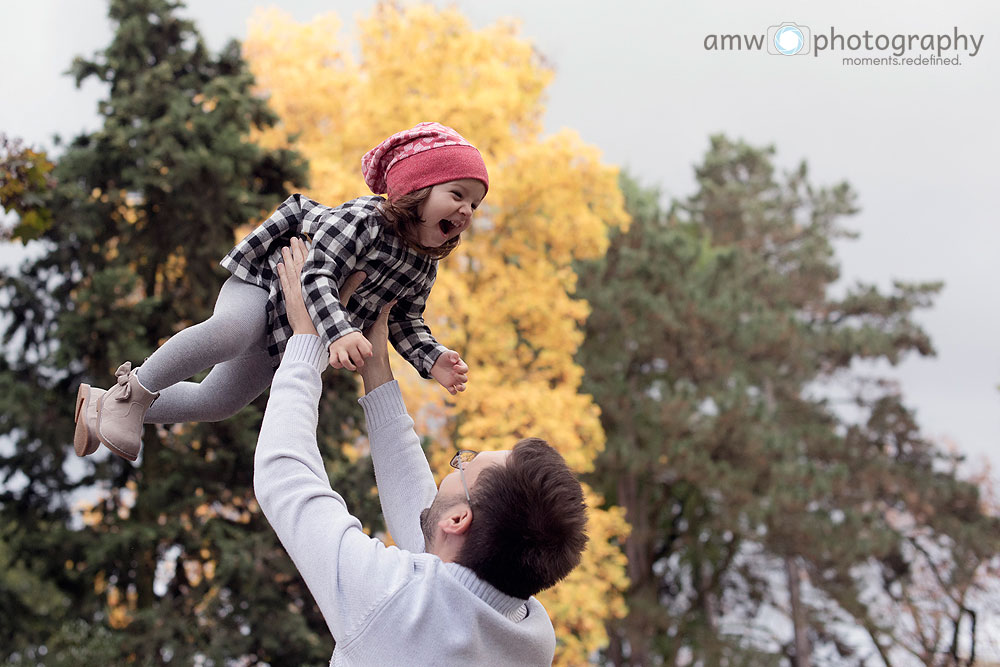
[244,5,630,663]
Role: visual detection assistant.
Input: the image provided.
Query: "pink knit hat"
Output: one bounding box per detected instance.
[362,122,489,201]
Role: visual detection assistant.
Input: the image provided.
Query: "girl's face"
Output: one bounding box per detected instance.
[415,179,486,248]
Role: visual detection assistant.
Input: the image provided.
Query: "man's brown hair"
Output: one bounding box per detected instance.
[458,438,588,599]
[379,188,460,260]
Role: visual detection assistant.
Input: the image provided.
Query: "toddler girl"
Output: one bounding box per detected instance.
[74,122,485,462]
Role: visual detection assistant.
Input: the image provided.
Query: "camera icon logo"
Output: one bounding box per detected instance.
[767,22,811,55]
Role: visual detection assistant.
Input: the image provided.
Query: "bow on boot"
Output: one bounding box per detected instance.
[95,362,159,462]
[113,362,133,401]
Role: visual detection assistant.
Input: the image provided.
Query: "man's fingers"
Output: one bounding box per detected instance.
[374,308,391,329]
[350,344,366,369]
[362,299,395,340]
[284,242,305,276]
[360,337,373,358]
[338,348,356,372]
[339,270,367,307]
[377,299,395,324]
[291,236,308,266]
[276,260,288,290]
[277,260,296,298]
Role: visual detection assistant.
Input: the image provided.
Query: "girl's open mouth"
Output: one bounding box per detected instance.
[439,219,455,235]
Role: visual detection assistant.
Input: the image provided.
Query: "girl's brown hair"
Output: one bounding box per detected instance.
[379,187,461,260]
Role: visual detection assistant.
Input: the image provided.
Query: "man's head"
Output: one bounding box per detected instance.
[420,438,588,600]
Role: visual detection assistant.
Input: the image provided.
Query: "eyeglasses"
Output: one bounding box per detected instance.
[450,450,478,504]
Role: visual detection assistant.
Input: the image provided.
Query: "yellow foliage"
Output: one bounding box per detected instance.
[194,584,221,619]
[93,574,110,602]
[106,583,136,629]
[538,485,630,664]
[184,559,204,587]
[79,500,104,528]
[160,251,189,292]
[245,5,630,663]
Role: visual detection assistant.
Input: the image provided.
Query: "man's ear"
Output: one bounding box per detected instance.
[438,505,473,536]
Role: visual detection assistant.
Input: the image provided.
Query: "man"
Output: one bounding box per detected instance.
[253,238,588,665]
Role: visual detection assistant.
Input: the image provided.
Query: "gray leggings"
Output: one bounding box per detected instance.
[140,277,275,424]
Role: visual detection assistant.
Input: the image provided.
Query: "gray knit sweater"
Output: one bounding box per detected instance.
[254,335,556,666]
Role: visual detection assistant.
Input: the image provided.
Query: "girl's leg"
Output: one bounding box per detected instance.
[86,277,274,460]
[136,276,269,393]
[146,343,275,423]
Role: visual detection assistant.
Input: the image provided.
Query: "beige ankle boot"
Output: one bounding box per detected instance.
[73,383,106,457]
[96,362,159,462]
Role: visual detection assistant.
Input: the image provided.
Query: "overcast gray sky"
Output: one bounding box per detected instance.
[2,1,998,476]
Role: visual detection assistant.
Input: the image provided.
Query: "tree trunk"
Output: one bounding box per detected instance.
[701,561,717,633]
[786,555,811,667]
[607,629,624,667]
[619,470,651,666]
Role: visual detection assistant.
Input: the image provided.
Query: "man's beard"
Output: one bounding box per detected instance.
[419,506,435,549]
[419,493,463,550]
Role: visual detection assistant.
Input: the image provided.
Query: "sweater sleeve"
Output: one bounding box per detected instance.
[254,335,412,641]
[359,382,439,552]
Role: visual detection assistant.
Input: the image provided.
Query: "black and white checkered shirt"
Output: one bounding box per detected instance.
[221,194,446,378]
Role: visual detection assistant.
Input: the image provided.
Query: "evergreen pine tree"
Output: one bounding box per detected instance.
[0,1,375,663]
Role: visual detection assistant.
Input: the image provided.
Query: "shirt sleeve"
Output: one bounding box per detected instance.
[254,335,413,642]
[299,202,377,349]
[358,381,439,552]
[388,281,449,379]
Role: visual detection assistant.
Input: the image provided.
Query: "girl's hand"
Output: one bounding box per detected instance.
[430,350,469,395]
[328,331,373,371]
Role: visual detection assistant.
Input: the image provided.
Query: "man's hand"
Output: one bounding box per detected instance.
[278,238,318,336]
[356,300,395,394]
[430,351,469,395]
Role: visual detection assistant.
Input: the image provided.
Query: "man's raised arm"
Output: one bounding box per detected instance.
[356,304,438,553]
[255,246,411,641]
[277,237,437,553]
